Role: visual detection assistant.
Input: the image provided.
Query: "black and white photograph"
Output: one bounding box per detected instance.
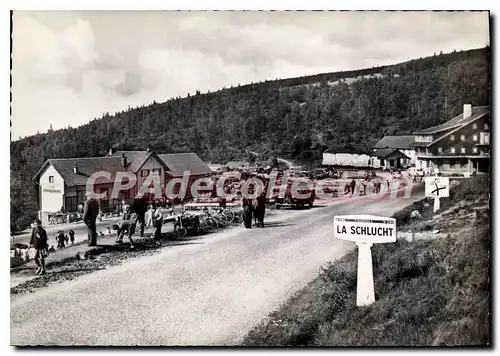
[8,8,491,347]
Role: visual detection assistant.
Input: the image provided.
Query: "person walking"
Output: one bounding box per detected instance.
[69,229,75,245]
[83,192,100,246]
[29,219,48,275]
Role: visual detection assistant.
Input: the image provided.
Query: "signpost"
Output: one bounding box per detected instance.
[425,177,449,212]
[334,215,397,307]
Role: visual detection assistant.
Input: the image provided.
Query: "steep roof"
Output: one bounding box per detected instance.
[372,148,410,159]
[157,153,214,177]
[373,135,415,150]
[108,151,151,173]
[33,157,128,187]
[413,106,490,135]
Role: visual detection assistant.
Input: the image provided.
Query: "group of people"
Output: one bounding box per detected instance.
[54,229,75,249]
[112,198,164,249]
[240,192,267,229]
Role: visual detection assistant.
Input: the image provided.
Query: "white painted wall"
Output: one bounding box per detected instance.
[39,164,65,213]
[322,153,372,167]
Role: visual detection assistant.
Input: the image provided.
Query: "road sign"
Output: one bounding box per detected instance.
[334,215,397,307]
[334,215,397,244]
[425,177,449,198]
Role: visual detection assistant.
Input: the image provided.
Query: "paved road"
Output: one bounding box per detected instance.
[11,185,424,346]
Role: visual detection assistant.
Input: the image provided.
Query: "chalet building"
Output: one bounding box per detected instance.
[413,104,490,175]
[372,135,416,169]
[371,148,411,170]
[33,149,213,224]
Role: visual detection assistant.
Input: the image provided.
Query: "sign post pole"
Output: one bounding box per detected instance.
[334,215,397,308]
[356,242,375,306]
[433,196,440,213]
[425,177,449,213]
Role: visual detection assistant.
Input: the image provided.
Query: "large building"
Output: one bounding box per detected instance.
[33,149,213,224]
[413,104,490,175]
[372,135,416,170]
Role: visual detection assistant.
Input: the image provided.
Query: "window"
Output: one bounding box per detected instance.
[460,135,465,141]
[49,176,54,183]
[461,148,466,154]
[141,169,150,177]
[438,147,443,153]
[473,135,478,141]
[152,168,161,175]
[473,147,478,153]
[484,123,489,130]
[450,135,455,141]
[473,123,477,129]
[450,147,456,153]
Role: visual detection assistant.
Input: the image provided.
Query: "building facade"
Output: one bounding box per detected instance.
[413,104,490,175]
[372,135,416,168]
[33,150,213,224]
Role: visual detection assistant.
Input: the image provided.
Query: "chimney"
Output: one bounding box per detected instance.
[108,147,116,156]
[146,147,152,153]
[121,153,127,167]
[463,104,472,119]
[73,162,78,174]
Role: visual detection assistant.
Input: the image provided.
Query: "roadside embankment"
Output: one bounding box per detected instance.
[242,175,490,346]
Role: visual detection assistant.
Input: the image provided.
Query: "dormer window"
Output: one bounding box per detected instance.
[49,176,54,183]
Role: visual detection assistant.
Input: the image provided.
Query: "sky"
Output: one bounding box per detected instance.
[10,10,490,139]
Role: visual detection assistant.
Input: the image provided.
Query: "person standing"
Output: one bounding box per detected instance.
[241,196,253,229]
[83,192,100,246]
[30,219,48,275]
[130,196,148,237]
[255,192,266,228]
[56,230,66,248]
[69,229,75,245]
[152,204,163,248]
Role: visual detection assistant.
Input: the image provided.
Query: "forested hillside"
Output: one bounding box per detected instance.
[10,47,490,230]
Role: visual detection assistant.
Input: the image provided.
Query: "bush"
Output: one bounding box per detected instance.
[15,212,37,231]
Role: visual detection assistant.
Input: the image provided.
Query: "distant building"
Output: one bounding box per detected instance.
[413,104,490,175]
[371,148,411,170]
[372,135,416,169]
[32,149,213,225]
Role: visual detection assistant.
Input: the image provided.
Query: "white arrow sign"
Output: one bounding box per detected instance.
[334,215,397,307]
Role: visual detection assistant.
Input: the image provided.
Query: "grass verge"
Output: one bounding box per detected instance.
[242,175,490,346]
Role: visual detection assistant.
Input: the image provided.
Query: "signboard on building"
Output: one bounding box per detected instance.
[334,215,397,244]
[425,177,450,198]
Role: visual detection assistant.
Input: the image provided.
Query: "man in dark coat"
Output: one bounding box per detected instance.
[56,230,66,248]
[255,192,267,228]
[241,197,253,229]
[130,196,148,237]
[30,219,48,275]
[83,192,100,246]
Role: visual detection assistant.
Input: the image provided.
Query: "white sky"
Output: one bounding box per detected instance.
[11,10,490,139]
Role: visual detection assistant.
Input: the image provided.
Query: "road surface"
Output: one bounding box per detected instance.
[11,185,424,346]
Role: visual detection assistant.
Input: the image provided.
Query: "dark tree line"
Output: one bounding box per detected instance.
[10,47,490,231]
